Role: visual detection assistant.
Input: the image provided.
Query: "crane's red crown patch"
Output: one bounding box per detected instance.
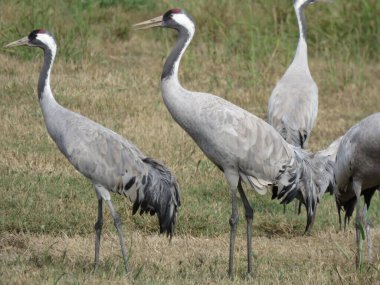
[171,8,181,14]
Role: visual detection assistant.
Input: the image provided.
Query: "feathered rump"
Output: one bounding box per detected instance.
[274,148,333,232]
[132,157,180,238]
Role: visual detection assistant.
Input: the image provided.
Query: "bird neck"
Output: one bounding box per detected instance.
[295,5,307,41]
[292,5,309,67]
[38,45,57,104]
[161,26,194,85]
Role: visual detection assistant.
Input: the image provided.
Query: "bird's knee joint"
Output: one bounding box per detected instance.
[245,208,254,220]
[229,215,239,227]
[95,220,103,231]
[113,215,122,228]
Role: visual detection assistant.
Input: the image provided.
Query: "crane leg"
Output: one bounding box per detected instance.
[238,181,253,277]
[353,181,363,269]
[105,200,129,273]
[228,187,239,278]
[362,204,373,263]
[297,200,302,215]
[94,198,103,271]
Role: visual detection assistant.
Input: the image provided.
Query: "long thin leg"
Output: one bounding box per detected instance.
[105,200,129,272]
[238,181,253,277]
[362,204,373,263]
[94,198,103,271]
[353,181,363,269]
[228,187,239,278]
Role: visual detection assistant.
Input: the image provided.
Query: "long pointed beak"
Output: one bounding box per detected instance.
[4,36,29,48]
[133,15,163,30]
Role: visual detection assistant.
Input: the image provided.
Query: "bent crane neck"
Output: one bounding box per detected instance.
[38,45,58,106]
[37,44,65,145]
[161,26,194,89]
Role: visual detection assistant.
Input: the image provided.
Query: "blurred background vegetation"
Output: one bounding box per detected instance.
[1,0,379,61]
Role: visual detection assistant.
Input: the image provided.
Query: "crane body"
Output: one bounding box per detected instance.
[333,113,380,267]
[5,29,180,272]
[134,8,332,277]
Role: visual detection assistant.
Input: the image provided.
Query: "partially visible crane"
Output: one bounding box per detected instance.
[268,0,331,148]
[134,8,332,277]
[332,113,380,268]
[5,29,180,272]
[268,0,332,213]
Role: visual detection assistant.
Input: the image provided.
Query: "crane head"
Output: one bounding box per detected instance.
[133,8,195,33]
[5,29,55,50]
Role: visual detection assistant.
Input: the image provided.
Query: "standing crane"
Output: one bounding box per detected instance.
[134,8,332,277]
[268,0,331,213]
[268,0,331,148]
[332,113,379,268]
[5,29,180,273]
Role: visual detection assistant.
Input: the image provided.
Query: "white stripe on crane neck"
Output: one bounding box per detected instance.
[36,33,57,104]
[36,33,57,55]
[168,13,195,83]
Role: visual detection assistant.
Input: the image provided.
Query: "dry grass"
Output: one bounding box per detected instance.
[1,230,379,285]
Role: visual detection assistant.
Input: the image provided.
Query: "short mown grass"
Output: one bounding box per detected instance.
[0,0,379,284]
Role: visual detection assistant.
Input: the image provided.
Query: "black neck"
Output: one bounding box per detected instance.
[37,46,54,100]
[161,27,192,80]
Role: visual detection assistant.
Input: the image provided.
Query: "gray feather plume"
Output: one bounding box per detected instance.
[275,147,333,231]
[132,157,180,238]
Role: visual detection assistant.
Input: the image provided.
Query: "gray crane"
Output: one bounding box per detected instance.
[316,136,342,163]
[268,0,331,213]
[5,29,180,272]
[268,0,331,148]
[134,8,332,277]
[332,113,379,268]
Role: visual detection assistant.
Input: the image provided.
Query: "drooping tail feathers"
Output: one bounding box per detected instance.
[274,147,334,232]
[315,136,342,195]
[132,157,180,239]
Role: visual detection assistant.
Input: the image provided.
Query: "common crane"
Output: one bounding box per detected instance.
[134,8,331,277]
[268,0,331,148]
[5,29,180,272]
[332,113,379,268]
[268,0,331,213]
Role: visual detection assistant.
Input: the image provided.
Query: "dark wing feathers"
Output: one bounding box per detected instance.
[132,157,180,238]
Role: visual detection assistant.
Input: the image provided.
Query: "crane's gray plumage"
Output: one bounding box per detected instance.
[316,136,342,163]
[5,29,180,272]
[332,113,380,267]
[134,8,332,277]
[314,136,342,196]
[268,0,326,148]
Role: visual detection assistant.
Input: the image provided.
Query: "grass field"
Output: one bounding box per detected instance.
[1,0,379,284]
